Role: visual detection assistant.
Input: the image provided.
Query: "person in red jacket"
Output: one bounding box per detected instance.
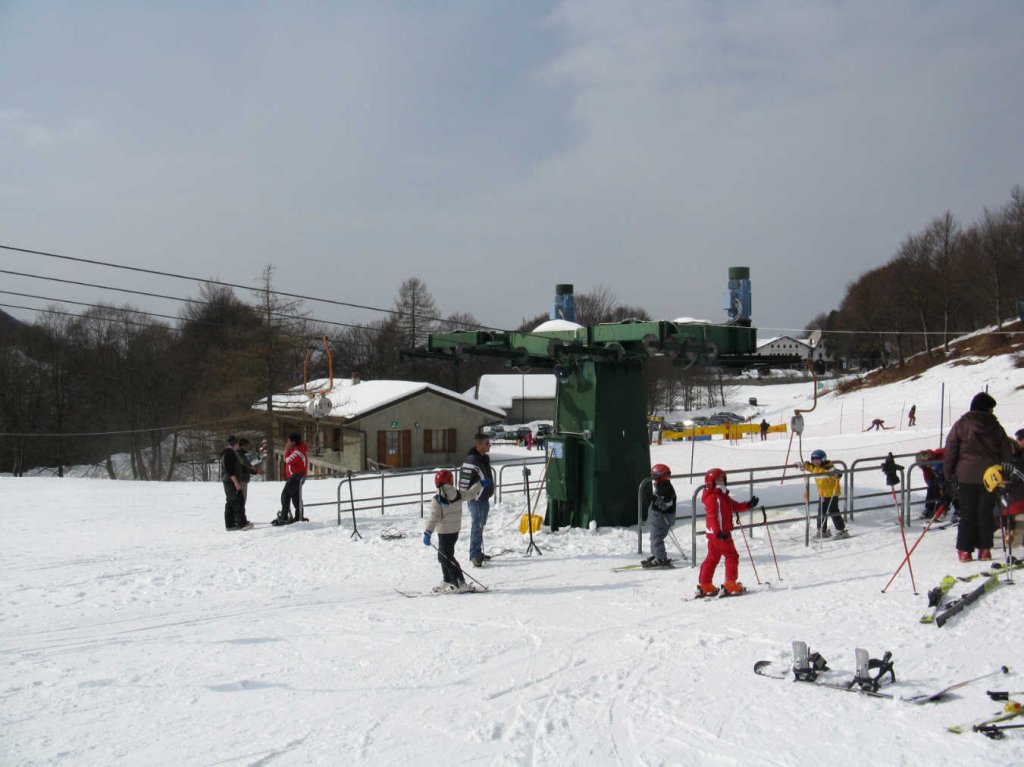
[273,432,309,525]
[697,467,758,597]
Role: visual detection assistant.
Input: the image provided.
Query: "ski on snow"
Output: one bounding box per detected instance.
[395,587,490,598]
[612,559,677,572]
[753,641,1009,703]
[919,575,957,624]
[934,573,1004,628]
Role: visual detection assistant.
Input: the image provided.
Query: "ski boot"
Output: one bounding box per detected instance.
[695,582,719,598]
[722,580,746,596]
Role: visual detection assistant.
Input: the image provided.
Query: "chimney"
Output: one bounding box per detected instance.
[351,371,361,385]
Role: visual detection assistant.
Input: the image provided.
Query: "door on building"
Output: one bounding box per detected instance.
[377,430,411,468]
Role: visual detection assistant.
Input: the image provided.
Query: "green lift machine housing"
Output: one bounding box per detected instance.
[413,267,767,528]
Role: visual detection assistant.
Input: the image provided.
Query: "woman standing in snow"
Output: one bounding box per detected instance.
[943,392,1013,562]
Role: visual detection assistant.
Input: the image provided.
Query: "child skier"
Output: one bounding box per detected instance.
[795,449,849,539]
[422,469,486,593]
[697,468,759,597]
[915,448,952,522]
[642,463,676,568]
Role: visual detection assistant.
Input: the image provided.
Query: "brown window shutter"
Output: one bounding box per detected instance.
[423,429,431,453]
[447,428,456,452]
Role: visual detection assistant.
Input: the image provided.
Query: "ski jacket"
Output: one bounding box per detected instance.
[220,446,241,482]
[800,460,841,498]
[459,448,494,502]
[943,411,1012,485]
[237,449,260,483]
[283,441,309,479]
[650,480,677,515]
[701,486,751,536]
[425,483,483,535]
[915,448,945,488]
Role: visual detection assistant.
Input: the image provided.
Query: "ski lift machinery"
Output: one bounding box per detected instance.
[406,267,801,528]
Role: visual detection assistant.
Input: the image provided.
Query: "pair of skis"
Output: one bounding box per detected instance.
[754,641,1009,704]
[949,692,1024,738]
[924,561,1023,627]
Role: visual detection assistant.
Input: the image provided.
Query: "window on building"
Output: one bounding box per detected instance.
[423,428,457,454]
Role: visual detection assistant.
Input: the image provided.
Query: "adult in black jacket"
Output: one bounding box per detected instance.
[459,433,494,567]
[221,436,251,531]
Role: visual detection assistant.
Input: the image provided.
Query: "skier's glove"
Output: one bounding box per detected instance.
[748,495,760,508]
[716,531,730,541]
[422,531,432,546]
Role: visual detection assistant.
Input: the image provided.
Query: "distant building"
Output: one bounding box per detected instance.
[255,378,504,474]
[756,335,832,365]
[464,373,557,423]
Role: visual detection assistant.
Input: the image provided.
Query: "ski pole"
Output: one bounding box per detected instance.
[668,526,688,561]
[735,515,761,585]
[881,501,942,593]
[888,485,918,595]
[761,507,782,580]
[431,543,490,591]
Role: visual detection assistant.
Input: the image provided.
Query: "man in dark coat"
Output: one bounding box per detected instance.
[221,436,251,530]
[943,392,1013,561]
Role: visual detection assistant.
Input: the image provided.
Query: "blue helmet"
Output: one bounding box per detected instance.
[810,449,827,461]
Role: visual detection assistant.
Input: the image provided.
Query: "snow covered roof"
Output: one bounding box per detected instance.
[255,378,504,421]
[464,374,557,410]
[532,319,585,333]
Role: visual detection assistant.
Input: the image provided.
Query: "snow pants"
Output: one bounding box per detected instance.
[436,532,464,586]
[222,481,248,529]
[281,474,306,519]
[648,508,676,561]
[698,533,739,584]
[817,495,846,532]
[956,483,996,553]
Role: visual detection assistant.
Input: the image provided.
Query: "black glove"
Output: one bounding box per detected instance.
[716,531,730,541]
[881,453,902,487]
[748,495,759,508]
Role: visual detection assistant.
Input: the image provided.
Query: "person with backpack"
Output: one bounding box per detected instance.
[697,468,759,597]
[641,464,676,568]
[944,392,1014,562]
[794,449,849,539]
[273,432,308,526]
[422,469,486,593]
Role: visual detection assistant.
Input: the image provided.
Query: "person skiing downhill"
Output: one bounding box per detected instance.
[642,464,676,568]
[697,468,759,597]
[423,469,485,593]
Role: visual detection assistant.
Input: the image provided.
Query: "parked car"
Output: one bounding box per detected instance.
[713,412,747,423]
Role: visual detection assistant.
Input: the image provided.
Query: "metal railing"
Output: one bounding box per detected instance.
[633,452,924,565]
[334,457,546,536]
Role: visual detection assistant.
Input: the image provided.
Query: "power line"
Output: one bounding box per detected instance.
[0,242,500,332]
[4,242,1018,339]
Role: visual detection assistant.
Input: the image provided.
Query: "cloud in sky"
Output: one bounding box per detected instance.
[1,1,1022,335]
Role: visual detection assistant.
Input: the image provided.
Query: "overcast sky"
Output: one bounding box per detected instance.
[2,1,1022,337]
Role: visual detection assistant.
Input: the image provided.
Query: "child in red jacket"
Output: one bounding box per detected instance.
[697,468,758,597]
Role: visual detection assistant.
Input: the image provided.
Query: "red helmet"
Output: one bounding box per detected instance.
[434,469,454,488]
[651,463,671,482]
[704,468,727,488]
